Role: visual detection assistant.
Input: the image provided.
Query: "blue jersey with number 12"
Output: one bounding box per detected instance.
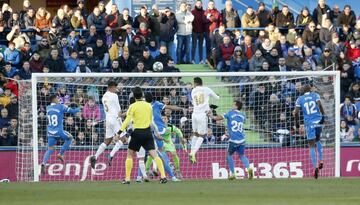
[295,92,322,126]
[46,103,80,134]
[152,101,166,133]
[223,110,246,143]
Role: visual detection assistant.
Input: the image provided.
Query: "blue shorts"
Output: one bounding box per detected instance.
[154,127,166,149]
[48,130,72,147]
[228,141,245,156]
[305,123,322,140]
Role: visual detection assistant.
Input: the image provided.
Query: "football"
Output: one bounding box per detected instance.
[153,61,163,72]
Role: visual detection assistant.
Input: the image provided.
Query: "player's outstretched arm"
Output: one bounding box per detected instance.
[165,105,187,112]
[211,114,224,121]
[65,106,81,114]
[293,107,300,129]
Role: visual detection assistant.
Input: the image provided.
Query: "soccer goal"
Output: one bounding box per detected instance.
[16,71,340,182]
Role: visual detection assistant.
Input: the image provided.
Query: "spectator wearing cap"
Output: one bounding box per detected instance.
[347,40,360,61]
[230,46,248,73]
[109,36,125,61]
[286,47,303,71]
[118,50,135,72]
[52,8,71,36]
[159,7,178,60]
[3,42,20,68]
[176,2,194,64]
[76,58,91,73]
[29,52,44,73]
[140,47,155,72]
[18,61,31,80]
[325,32,346,56]
[85,47,100,72]
[191,0,206,64]
[44,49,65,72]
[296,7,313,28]
[65,51,79,72]
[256,2,272,27]
[129,35,145,61]
[241,6,260,38]
[77,0,89,20]
[337,5,356,28]
[87,7,107,30]
[274,35,291,58]
[105,4,121,29]
[312,0,333,28]
[221,0,241,29]
[275,5,294,29]
[320,18,336,48]
[204,0,221,60]
[319,47,337,68]
[71,8,87,29]
[216,35,234,72]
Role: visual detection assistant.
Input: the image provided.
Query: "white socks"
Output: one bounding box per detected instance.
[190,136,198,154]
[192,137,204,155]
[138,159,147,177]
[109,141,123,157]
[95,143,107,159]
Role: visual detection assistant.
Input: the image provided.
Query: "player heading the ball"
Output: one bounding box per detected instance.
[189,77,220,164]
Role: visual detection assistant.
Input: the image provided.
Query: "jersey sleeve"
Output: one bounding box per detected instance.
[207,87,220,100]
[223,111,229,120]
[158,101,166,110]
[314,93,321,102]
[63,104,80,114]
[295,97,301,108]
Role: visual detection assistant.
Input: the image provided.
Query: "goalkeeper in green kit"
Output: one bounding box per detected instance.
[146,114,187,179]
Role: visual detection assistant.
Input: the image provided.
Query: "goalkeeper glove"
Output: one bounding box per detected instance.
[320,116,325,124]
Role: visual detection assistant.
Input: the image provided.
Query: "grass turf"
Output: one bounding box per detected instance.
[1,178,359,205]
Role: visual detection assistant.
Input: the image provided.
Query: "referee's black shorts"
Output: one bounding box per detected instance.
[128,127,155,152]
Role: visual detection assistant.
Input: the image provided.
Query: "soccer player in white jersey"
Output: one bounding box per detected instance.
[189,77,220,163]
[90,81,125,169]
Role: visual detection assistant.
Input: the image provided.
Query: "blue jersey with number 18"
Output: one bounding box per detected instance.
[46,103,80,134]
[295,92,322,126]
[223,110,246,143]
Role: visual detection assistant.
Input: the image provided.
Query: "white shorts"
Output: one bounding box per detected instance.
[105,117,122,139]
[192,112,208,135]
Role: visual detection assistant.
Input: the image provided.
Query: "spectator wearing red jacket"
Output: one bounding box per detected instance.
[191,0,206,64]
[346,40,360,61]
[204,0,222,60]
[216,35,234,72]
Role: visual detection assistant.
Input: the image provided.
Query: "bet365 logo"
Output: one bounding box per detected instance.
[212,162,304,179]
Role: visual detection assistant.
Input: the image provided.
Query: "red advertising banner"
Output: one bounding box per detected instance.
[340,147,360,177]
[0,151,16,181]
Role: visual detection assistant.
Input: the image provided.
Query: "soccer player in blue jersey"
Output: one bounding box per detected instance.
[293,84,325,179]
[211,100,253,180]
[41,95,81,174]
[144,92,184,181]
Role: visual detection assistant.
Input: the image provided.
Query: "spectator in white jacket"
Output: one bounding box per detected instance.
[176,2,194,64]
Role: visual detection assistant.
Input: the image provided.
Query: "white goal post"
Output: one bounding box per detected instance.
[16,71,340,182]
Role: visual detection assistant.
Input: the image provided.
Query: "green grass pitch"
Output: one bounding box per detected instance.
[1,178,359,205]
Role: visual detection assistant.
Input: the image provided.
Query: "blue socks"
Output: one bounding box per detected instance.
[42,149,54,164]
[59,139,72,156]
[158,151,175,178]
[227,154,235,174]
[316,141,323,161]
[240,155,250,169]
[310,147,317,169]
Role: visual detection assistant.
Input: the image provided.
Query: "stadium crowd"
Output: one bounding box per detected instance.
[0,0,360,146]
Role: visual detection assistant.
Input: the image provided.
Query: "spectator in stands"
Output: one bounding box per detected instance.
[105,3,121,29]
[312,0,333,29]
[296,7,313,28]
[18,61,31,80]
[221,0,241,29]
[23,7,37,40]
[303,47,317,70]
[6,118,17,143]
[4,42,20,68]
[36,37,50,59]
[93,38,109,70]
[109,36,124,61]
[35,7,51,38]
[325,32,346,56]
[257,2,272,27]
[148,38,159,58]
[110,59,120,72]
[71,8,86,29]
[155,44,172,66]
[191,0,206,64]
[265,48,280,70]
[20,42,33,65]
[5,95,18,119]
[275,35,291,58]
[230,46,248,75]
[302,22,321,53]
[337,5,356,28]
[249,49,266,71]
[159,7,177,59]
[132,61,146,73]
[118,50,135,72]
[6,25,30,50]
[275,5,294,29]
[352,20,360,46]
[340,95,357,127]
[216,35,234,72]
[0,127,15,146]
[340,63,355,98]
[119,8,133,38]
[7,12,21,28]
[267,23,281,45]
[348,82,360,102]
[241,6,259,38]
[29,52,44,73]
[339,24,352,42]
[176,2,194,64]
[47,23,60,46]
[286,48,302,71]
[340,120,354,142]
[0,107,10,128]
[52,8,70,36]
[20,0,31,22]
[85,47,100,72]
[204,0,221,60]
[320,18,336,47]
[65,51,79,73]
[87,7,106,30]
[82,97,101,121]
[133,6,153,30]
[286,25,297,45]
[140,47,154,72]
[45,49,65,73]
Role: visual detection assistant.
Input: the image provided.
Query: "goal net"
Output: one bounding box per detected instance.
[16,71,340,182]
